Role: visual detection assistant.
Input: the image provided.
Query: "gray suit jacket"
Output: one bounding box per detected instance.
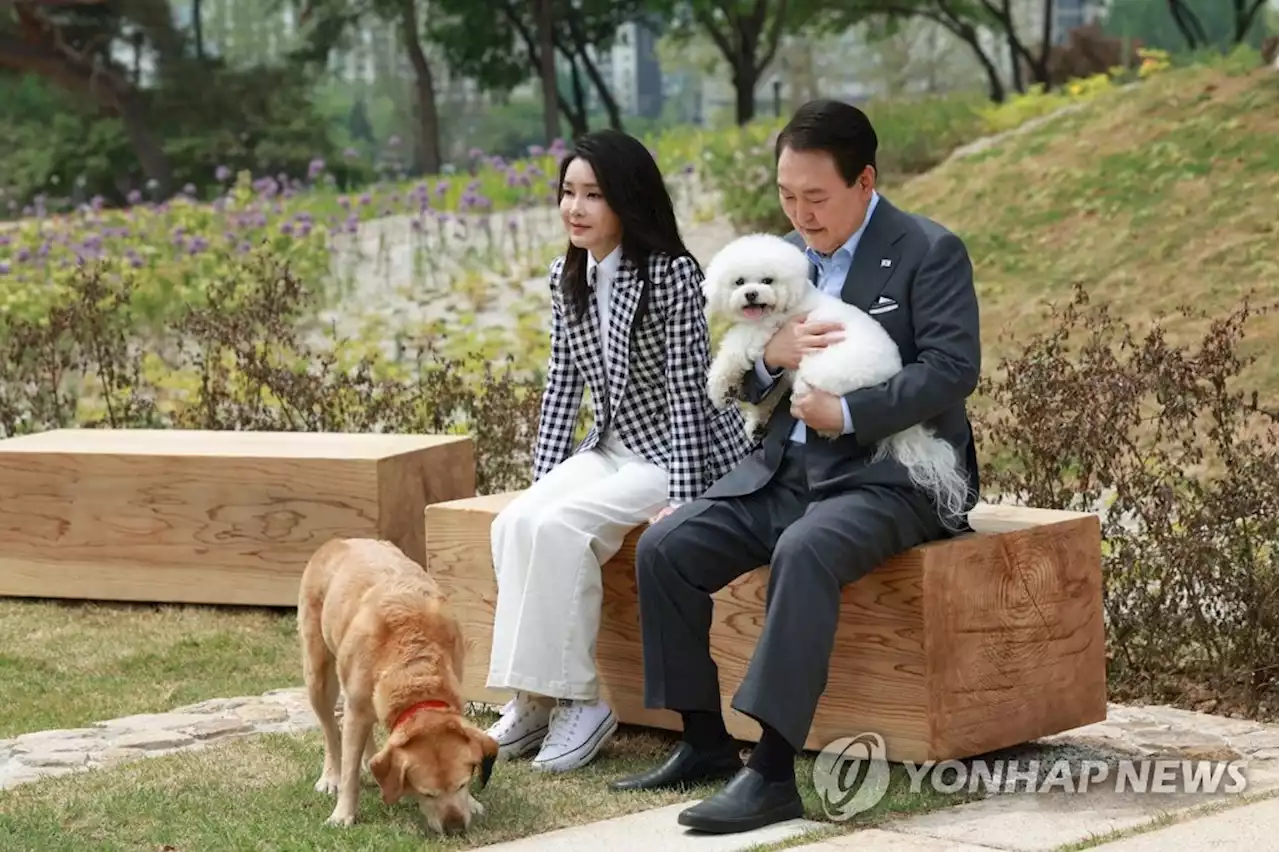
[702,195,982,510]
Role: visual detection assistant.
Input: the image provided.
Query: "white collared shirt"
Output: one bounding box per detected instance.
[587,244,623,363]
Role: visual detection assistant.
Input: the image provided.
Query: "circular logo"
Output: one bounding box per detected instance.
[812,732,892,820]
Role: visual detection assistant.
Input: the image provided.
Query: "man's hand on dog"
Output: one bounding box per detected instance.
[790,389,844,433]
[763,315,845,372]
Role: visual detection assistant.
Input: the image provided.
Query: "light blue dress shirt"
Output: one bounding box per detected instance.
[754,190,881,443]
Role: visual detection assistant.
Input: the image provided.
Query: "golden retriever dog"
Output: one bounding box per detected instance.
[298,537,498,834]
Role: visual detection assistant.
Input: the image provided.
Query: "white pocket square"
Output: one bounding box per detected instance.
[869,296,898,315]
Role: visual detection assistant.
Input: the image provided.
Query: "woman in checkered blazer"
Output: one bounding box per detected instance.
[484,129,752,773]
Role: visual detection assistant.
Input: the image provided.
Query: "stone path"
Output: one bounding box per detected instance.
[2,685,1275,852]
[0,687,316,790]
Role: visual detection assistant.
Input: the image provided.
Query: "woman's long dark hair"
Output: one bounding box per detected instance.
[556,129,695,326]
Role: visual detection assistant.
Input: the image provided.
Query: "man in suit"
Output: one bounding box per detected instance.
[607,99,982,833]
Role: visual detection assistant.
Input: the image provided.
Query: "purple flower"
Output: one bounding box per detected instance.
[183,183,197,195]
[0,261,9,275]
[344,147,359,159]
[528,145,545,157]
[308,158,326,179]
[280,222,294,236]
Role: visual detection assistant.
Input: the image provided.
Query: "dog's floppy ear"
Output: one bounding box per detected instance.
[370,742,408,804]
[701,255,731,317]
[469,726,499,790]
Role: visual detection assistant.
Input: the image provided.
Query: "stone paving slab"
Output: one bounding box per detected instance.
[0,687,319,790]
[788,827,1002,850]
[460,801,826,852]
[1089,796,1278,850]
[878,779,1273,852]
[1039,703,1279,762]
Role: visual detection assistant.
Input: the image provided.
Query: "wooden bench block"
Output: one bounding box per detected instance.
[0,428,475,607]
[424,493,1108,763]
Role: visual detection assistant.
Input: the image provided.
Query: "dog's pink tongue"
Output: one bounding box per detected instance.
[742,305,766,319]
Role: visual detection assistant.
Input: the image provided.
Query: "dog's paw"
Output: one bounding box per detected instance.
[706,367,737,410]
[314,773,340,796]
[469,791,487,817]
[325,809,356,827]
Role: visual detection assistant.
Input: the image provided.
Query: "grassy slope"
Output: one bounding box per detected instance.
[893,59,1279,402]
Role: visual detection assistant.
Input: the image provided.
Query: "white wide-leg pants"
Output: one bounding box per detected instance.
[487,434,668,700]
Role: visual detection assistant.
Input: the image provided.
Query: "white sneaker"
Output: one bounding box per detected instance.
[531,699,618,773]
[486,693,551,760]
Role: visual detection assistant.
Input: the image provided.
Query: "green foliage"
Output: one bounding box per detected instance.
[696,89,991,233]
[696,117,791,233]
[973,284,1278,720]
[0,64,358,214]
[0,252,546,495]
[1100,0,1273,53]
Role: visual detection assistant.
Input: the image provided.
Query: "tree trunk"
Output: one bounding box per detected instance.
[535,0,559,144]
[1234,0,1267,43]
[1001,0,1024,91]
[0,29,172,195]
[1167,0,1207,50]
[398,0,442,174]
[563,18,622,131]
[1035,0,1054,84]
[192,0,204,59]
[115,88,173,193]
[734,64,757,124]
[958,24,1005,102]
[566,51,588,136]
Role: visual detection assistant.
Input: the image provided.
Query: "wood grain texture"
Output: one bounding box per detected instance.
[923,513,1109,758]
[0,429,475,606]
[424,492,1107,763]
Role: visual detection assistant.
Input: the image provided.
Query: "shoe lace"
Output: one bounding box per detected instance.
[542,699,584,749]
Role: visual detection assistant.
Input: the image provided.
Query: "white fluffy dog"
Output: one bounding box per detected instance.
[702,232,971,528]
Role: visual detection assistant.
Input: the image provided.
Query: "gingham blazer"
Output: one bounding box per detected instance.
[532,250,751,505]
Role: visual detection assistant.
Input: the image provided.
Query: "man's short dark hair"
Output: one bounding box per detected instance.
[774,99,878,185]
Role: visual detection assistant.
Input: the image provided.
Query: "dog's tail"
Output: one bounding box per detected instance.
[879,426,973,531]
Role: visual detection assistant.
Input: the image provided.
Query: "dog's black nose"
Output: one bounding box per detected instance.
[744,290,758,304]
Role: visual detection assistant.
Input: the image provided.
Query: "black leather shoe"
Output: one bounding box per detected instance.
[676,767,804,834]
[609,741,742,792]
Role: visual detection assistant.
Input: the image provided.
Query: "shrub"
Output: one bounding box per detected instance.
[698,90,1003,234]
[972,284,1279,720]
[0,253,547,495]
[1043,22,1145,87]
[697,118,790,234]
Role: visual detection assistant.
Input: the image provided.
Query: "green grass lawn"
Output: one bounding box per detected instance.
[0,715,973,851]
[0,595,974,848]
[0,598,299,739]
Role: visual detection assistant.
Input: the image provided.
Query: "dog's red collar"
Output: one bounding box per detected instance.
[392,699,454,731]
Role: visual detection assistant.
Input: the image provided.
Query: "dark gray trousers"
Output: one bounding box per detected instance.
[633,442,949,753]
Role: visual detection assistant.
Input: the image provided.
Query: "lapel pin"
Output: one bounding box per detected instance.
[880,258,892,268]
